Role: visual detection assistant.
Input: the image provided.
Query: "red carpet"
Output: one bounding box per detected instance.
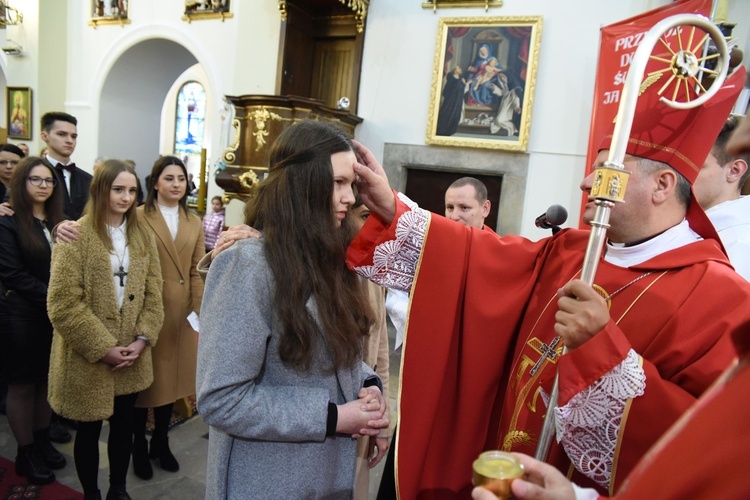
[0,456,82,500]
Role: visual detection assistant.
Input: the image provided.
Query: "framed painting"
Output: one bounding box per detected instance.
[7,87,32,140]
[183,1,233,23]
[88,1,130,27]
[426,16,542,151]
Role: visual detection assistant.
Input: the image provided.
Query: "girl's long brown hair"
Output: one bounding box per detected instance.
[244,120,374,372]
[9,157,64,257]
[84,159,149,255]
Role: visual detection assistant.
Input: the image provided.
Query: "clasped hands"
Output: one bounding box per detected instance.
[337,386,390,468]
[101,338,148,371]
[337,386,389,438]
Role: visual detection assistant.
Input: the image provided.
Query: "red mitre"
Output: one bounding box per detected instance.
[599,66,747,246]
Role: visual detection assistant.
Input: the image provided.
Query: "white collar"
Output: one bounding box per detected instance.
[604,220,701,268]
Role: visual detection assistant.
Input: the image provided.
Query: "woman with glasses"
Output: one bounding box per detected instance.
[0,144,25,203]
[0,157,66,484]
[47,160,163,500]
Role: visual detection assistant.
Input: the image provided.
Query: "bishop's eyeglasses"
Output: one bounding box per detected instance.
[28,176,58,187]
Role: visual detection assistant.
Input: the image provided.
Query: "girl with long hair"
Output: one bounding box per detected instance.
[47,160,163,500]
[0,157,65,484]
[131,156,205,480]
[197,120,389,498]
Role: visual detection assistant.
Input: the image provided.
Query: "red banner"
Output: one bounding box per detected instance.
[579,0,713,226]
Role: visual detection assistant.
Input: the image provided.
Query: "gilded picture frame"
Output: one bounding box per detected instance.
[88,1,130,28]
[426,16,542,152]
[7,87,32,140]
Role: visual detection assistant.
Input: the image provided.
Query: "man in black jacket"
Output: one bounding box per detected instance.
[41,112,91,220]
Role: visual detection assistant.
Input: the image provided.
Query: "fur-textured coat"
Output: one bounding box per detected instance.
[136,205,204,408]
[47,216,164,422]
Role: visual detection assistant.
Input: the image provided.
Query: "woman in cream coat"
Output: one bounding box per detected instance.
[132,156,204,480]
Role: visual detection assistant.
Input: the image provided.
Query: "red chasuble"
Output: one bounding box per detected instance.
[616,327,750,499]
[347,197,750,499]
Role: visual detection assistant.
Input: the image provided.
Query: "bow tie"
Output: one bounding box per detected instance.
[55,163,76,173]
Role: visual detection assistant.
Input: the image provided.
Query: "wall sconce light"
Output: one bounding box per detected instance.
[1,1,24,56]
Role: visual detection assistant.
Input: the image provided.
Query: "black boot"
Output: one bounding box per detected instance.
[48,416,72,444]
[15,444,55,485]
[34,428,67,469]
[83,491,102,500]
[132,434,153,480]
[105,484,132,500]
[149,435,179,472]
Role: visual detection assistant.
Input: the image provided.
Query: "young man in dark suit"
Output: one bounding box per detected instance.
[41,112,92,220]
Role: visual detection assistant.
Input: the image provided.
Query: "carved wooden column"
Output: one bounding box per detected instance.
[216,95,363,203]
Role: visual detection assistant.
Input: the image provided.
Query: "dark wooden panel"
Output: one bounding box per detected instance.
[311,39,356,107]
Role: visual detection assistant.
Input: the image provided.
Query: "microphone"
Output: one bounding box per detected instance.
[535,204,568,233]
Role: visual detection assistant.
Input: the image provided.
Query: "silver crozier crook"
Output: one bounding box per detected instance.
[534,13,731,462]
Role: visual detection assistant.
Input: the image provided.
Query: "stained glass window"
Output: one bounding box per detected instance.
[174,81,206,155]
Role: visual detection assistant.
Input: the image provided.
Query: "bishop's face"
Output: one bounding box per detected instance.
[580,151,654,244]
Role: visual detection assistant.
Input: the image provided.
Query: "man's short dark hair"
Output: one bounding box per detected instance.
[448,177,488,203]
[711,114,750,190]
[41,112,77,132]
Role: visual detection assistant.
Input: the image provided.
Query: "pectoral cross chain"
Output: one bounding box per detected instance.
[114,266,128,287]
[529,336,560,376]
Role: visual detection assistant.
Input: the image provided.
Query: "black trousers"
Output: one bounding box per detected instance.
[74,392,138,494]
[377,426,397,500]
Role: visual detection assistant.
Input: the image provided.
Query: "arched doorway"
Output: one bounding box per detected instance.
[98,38,199,184]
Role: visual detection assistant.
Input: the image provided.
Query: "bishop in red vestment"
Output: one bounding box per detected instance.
[347,68,749,498]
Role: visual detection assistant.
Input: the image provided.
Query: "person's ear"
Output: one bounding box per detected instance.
[652,169,677,205]
[726,159,748,185]
[482,200,491,218]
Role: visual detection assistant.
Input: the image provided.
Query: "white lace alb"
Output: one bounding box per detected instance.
[554,349,646,488]
[353,193,428,292]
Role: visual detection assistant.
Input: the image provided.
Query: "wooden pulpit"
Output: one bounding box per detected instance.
[216,95,363,204]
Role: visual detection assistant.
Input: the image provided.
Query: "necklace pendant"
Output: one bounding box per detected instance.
[114,265,128,287]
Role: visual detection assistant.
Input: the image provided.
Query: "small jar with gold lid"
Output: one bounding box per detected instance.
[472,450,524,499]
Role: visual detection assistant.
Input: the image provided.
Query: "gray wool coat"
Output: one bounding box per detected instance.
[197,238,379,500]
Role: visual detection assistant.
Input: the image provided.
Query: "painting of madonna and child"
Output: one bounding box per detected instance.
[426,17,542,152]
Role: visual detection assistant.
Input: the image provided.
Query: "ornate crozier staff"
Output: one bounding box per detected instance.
[534,13,731,461]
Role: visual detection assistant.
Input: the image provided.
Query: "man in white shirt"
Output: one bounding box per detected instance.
[694,114,750,280]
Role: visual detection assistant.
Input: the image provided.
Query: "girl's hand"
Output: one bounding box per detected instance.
[102,346,136,371]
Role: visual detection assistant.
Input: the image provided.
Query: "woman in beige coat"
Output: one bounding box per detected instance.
[132,156,205,480]
[47,160,163,500]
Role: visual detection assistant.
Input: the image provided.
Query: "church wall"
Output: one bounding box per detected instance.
[37,0,67,132]
[61,0,281,183]
[356,0,672,239]
[7,0,747,230]
[4,0,42,152]
[356,0,750,239]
